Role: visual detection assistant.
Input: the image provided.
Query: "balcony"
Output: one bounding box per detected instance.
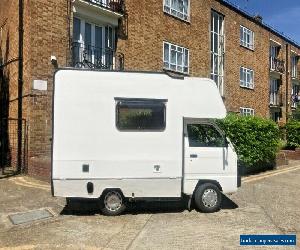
[270,92,283,107]
[291,70,300,81]
[81,0,124,14]
[270,57,285,74]
[71,42,124,71]
[292,84,300,109]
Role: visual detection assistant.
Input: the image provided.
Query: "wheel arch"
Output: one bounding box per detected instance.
[193,179,223,195]
[100,188,125,199]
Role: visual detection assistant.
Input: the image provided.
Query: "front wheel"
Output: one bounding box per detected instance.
[194,183,222,213]
[100,190,126,216]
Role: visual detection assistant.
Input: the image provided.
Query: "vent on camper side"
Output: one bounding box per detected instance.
[82,164,89,172]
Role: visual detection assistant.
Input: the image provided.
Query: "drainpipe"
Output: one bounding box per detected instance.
[285,43,289,124]
[17,0,24,173]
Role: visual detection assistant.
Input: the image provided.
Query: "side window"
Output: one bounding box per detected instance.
[116,100,166,131]
[187,124,225,147]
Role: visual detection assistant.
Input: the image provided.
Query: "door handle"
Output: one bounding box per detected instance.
[190,154,198,158]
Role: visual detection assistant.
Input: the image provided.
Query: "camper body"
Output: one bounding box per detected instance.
[52,69,238,215]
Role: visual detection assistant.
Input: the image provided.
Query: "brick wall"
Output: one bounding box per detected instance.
[0,0,20,120]
[25,0,70,180]
[210,0,270,117]
[117,0,300,119]
[280,148,300,161]
[1,0,70,180]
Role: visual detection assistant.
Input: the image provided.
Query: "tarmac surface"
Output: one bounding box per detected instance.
[0,162,300,249]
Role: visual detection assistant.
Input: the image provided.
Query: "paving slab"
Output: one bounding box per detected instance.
[9,209,53,225]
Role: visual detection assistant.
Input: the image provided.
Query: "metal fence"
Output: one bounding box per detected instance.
[71,42,124,71]
[0,118,27,175]
[84,0,124,14]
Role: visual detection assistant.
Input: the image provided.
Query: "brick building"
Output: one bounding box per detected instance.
[0,0,300,180]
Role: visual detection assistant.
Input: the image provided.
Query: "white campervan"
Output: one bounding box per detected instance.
[52,69,239,215]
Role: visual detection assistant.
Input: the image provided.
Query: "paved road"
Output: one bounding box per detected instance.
[0,164,299,250]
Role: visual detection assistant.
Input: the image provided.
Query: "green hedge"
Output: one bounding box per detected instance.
[218,114,280,168]
[286,120,300,148]
[291,105,300,121]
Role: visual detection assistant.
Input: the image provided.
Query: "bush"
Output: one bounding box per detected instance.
[218,114,280,168]
[286,120,300,148]
[291,105,300,121]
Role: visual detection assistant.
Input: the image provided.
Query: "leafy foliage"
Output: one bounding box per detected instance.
[286,120,300,148]
[217,114,280,168]
[291,105,300,121]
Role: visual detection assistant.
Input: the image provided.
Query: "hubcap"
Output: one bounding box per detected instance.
[202,189,218,208]
[104,191,123,212]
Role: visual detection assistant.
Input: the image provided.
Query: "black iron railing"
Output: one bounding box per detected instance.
[71,42,124,70]
[83,0,124,14]
[0,118,27,175]
[270,57,285,73]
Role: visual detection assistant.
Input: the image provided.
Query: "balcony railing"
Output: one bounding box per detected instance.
[270,92,283,106]
[292,100,298,109]
[292,95,300,108]
[270,57,285,73]
[71,42,124,71]
[83,0,124,14]
[291,70,300,80]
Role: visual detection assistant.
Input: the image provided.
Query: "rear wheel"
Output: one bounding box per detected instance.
[100,190,126,216]
[194,183,222,213]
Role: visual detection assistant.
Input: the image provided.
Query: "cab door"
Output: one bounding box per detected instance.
[184,119,228,177]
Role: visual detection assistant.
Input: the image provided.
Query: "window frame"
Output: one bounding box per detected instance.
[271,111,281,123]
[240,107,255,116]
[292,83,300,108]
[270,78,280,105]
[270,45,280,71]
[240,25,254,50]
[186,123,226,148]
[291,55,298,79]
[73,17,115,50]
[163,41,189,74]
[115,98,167,132]
[240,66,254,89]
[210,10,225,96]
[163,0,190,22]
[72,16,115,66]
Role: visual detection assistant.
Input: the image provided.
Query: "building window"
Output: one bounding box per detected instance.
[271,111,281,123]
[291,55,299,79]
[163,0,190,21]
[270,79,281,106]
[270,45,282,71]
[210,11,225,96]
[116,99,166,131]
[240,107,254,116]
[292,83,300,108]
[163,41,189,74]
[240,67,254,89]
[72,17,115,68]
[240,26,254,50]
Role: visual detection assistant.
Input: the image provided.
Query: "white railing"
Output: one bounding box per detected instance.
[270,92,280,106]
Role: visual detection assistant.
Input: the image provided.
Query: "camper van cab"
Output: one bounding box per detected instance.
[52,70,239,216]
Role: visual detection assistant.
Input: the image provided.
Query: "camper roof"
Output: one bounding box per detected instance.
[54,69,227,119]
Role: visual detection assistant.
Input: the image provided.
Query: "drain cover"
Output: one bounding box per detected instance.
[9,209,53,225]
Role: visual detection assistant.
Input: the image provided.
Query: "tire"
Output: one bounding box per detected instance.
[194,183,222,213]
[100,190,126,216]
